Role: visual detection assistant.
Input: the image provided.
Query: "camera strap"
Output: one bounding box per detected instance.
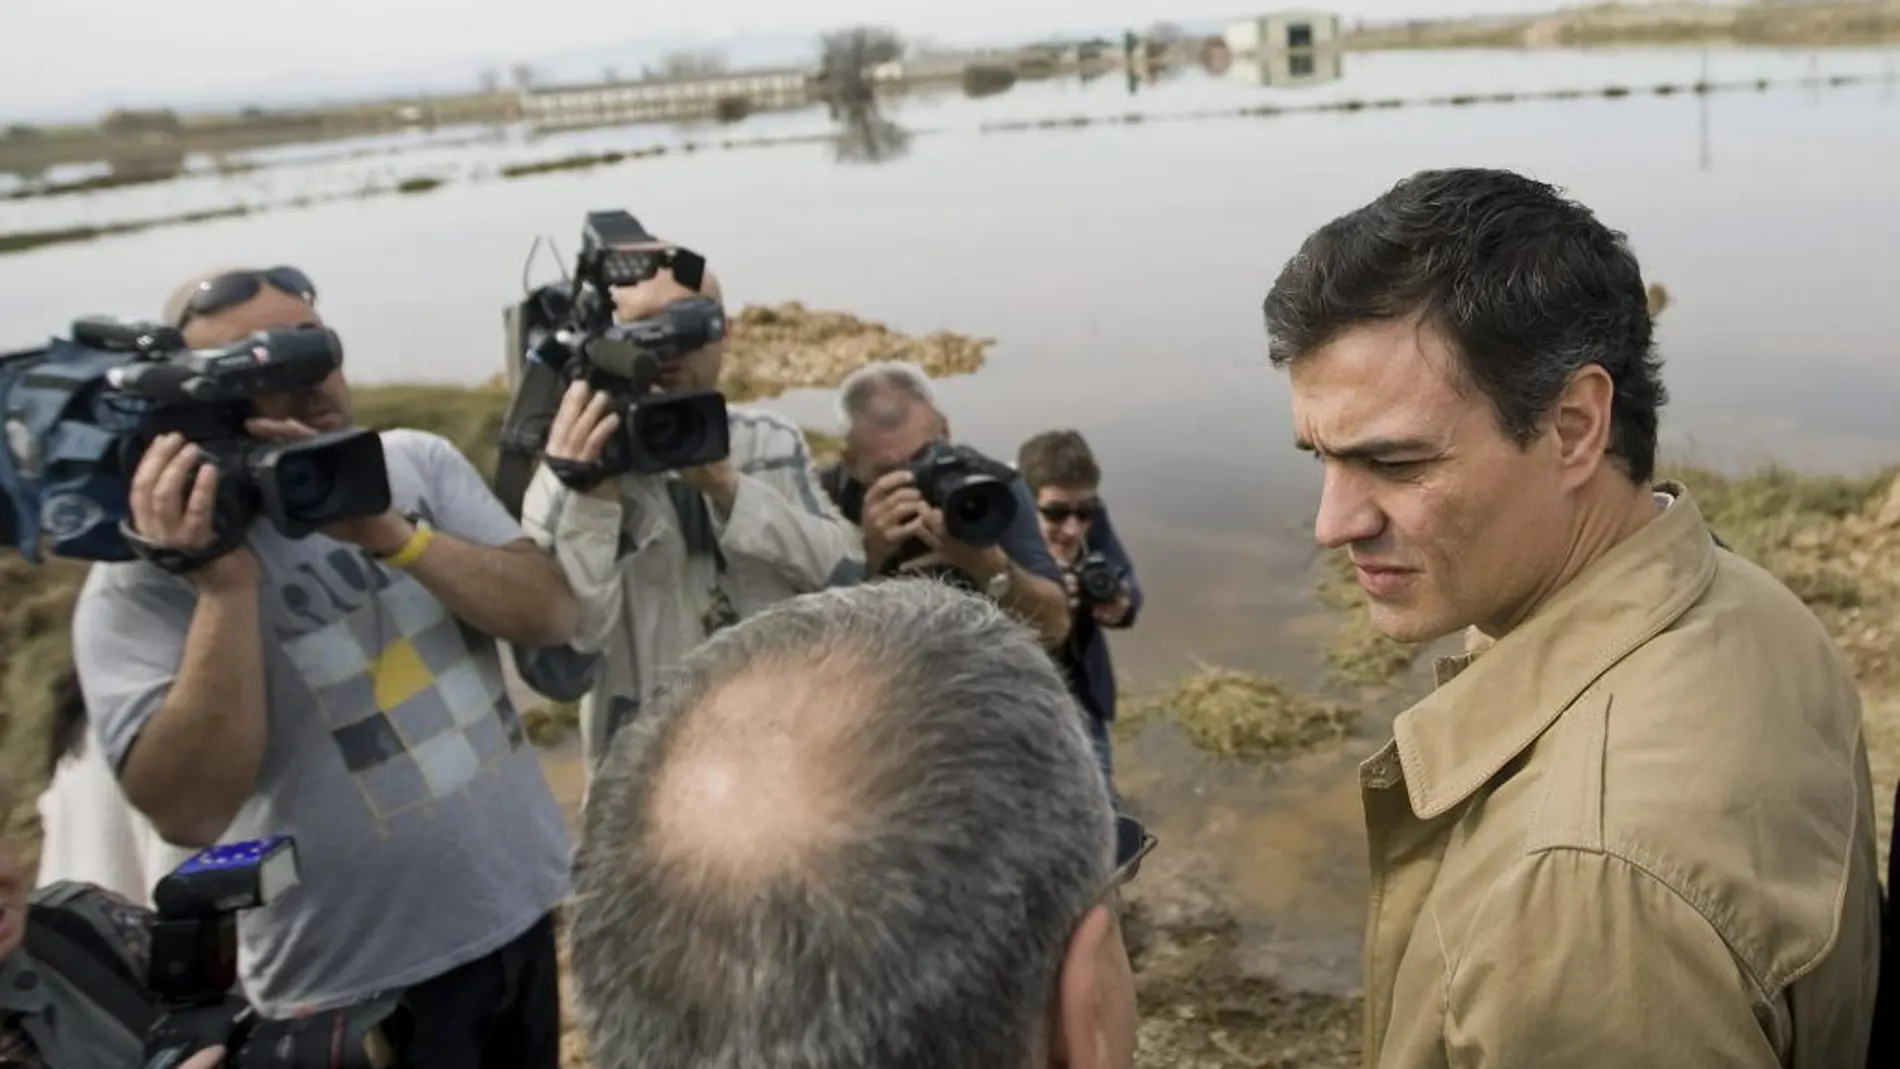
[116,520,243,576]
[23,902,157,1039]
[546,455,613,495]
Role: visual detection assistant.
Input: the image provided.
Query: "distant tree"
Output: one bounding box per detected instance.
[817,25,904,106]
[478,68,502,93]
[659,49,728,79]
[99,108,181,136]
[961,63,1018,98]
[602,66,620,84]
[510,63,537,91]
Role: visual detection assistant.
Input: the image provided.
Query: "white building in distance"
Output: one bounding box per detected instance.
[1224,11,1342,54]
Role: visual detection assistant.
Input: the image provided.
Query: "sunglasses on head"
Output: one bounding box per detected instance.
[1038,500,1101,524]
[173,266,318,330]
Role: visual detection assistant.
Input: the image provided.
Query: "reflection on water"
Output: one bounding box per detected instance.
[1227,49,1347,88]
[828,100,911,165]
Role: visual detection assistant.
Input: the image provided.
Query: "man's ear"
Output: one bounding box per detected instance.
[1551,363,1616,489]
[1046,903,1114,1068]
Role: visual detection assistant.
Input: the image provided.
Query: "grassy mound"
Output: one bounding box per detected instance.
[1122,662,1361,763]
[1666,462,1900,690]
[719,301,992,402]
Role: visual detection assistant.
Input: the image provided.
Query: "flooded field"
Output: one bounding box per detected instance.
[4,43,1900,1065]
[6,46,1899,686]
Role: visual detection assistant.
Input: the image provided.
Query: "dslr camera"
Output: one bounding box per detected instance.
[878,440,1021,576]
[145,837,408,1069]
[494,209,731,516]
[1073,551,1127,608]
[0,318,389,571]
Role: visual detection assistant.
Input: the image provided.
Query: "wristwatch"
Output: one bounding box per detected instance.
[984,566,1013,601]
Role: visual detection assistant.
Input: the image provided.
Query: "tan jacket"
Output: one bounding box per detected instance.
[1361,483,1881,1068]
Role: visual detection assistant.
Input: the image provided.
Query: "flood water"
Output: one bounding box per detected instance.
[6,44,1900,995]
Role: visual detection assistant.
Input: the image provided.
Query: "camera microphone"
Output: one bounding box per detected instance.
[106,362,208,403]
[582,335,663,392]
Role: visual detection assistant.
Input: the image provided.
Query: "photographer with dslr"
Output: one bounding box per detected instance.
[516,235,864,775]
[818,361,1070,648]
[1017,429,1142,799]
[0,784,225,1069]
[69,267,578,1068]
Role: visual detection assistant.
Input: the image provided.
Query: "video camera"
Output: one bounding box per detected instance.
[145,837,409,1069]
[494,209,731,517]
[1074,551,1127,607]
[907,440,1019,548]
[0,318,390,572]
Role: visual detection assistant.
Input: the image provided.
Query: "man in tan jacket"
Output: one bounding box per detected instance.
[1261,167,1882,1067]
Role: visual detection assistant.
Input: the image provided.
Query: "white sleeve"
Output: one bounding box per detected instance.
[520,462,628,655]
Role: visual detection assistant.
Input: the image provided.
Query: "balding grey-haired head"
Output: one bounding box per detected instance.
[836,361,956,486]
[568,578,1123,1069]
[836,359,938,434]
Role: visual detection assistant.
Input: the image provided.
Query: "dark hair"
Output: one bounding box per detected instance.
[46,665,87,780]
[1017,429,1102,493]
[1262,167,1667,483]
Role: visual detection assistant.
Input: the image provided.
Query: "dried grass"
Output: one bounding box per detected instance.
[1124,662,1360,763]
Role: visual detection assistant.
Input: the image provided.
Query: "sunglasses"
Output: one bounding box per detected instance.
[1083,814,1155,919]
[1038,500,1101,524]
[173,266,318,330]
[1111,814,1157,883]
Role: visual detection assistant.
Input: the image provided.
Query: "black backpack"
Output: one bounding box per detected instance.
[21,896,158,1045]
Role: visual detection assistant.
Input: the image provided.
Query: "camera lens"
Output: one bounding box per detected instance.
[941,480,1015,548]
[639,407,698,454]
[275,453,340,518]
[1080,558,1120,603]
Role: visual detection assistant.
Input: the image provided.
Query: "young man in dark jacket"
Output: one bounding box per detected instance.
[1017,430,1142,805]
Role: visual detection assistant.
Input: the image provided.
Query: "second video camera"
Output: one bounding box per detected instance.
[0,318,390,570]
[495,210,731,514]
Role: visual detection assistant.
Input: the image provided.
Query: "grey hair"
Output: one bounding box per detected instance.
[568,578,1115,1069]
[835,360,938,435]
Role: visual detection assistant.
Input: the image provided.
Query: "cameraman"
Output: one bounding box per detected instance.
[0,791,224,1069]
[71,267,577,1068]
[518,255,865,775]
[1016,429,1142,798]
[818,361,1070,648]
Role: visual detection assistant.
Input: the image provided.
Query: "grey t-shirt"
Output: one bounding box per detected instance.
[73,428,571,1017]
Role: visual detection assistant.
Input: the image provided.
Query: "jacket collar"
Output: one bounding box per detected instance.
[1390,480,1718,819]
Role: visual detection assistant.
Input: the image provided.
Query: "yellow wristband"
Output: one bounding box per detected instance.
[383,519,436,569]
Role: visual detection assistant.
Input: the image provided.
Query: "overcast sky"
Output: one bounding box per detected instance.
[0,0,1574,121]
